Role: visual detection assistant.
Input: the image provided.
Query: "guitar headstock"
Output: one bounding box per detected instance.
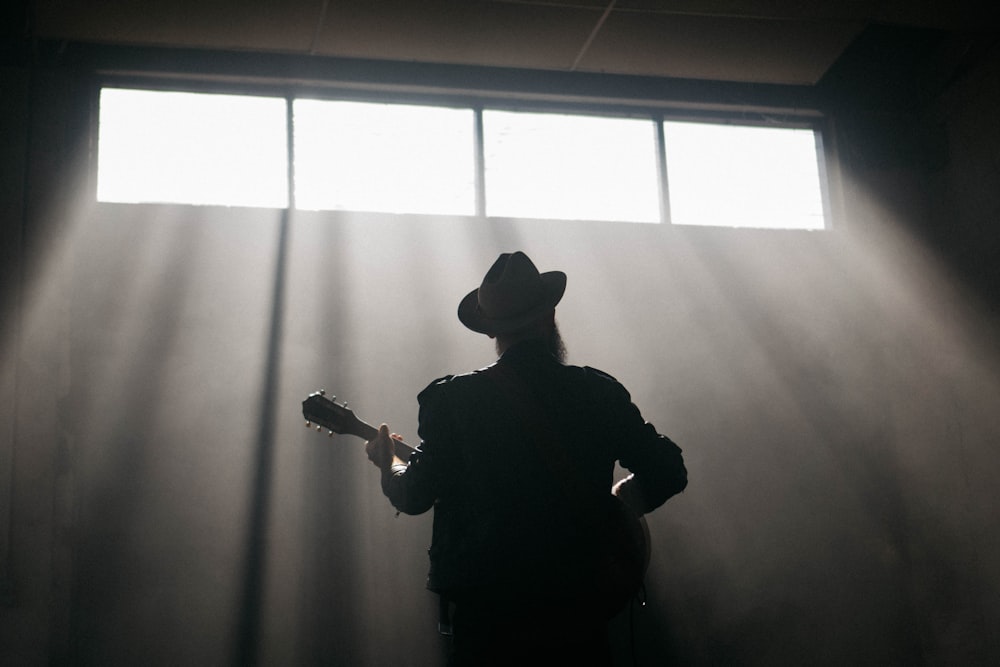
[302,391,376,441]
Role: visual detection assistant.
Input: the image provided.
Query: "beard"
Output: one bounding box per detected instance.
[549,323,567,363]
[496,322,566,363]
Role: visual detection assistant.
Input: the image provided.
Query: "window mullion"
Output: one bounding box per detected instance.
[286,96,296,210]
[655,114,671,225]
[474,106,486,218]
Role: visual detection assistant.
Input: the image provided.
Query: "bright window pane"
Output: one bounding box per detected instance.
[664,121,826,229]
[294,100,476,215]
[97,88,288,207]
[483,110,660,223]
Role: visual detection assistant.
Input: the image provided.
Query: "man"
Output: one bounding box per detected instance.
[366,251,687,666]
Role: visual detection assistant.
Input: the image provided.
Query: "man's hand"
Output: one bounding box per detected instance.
[365,423,403,471]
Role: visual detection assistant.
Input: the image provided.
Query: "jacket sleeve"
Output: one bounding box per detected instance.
[615,432,687,514]
[379,377,456,515]
[588,367,688,513]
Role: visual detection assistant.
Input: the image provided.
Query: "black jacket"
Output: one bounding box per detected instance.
[381,339,687,601]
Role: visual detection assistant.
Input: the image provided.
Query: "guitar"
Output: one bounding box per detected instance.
[301,390,650,617]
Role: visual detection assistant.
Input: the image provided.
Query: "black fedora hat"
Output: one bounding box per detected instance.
[458,252,566,335]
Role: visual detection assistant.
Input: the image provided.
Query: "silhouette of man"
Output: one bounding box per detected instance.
[366,251,687,666]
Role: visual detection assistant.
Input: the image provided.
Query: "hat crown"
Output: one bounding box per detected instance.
[477,252,547,320]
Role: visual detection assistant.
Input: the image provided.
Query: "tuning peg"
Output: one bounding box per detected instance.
[305,421,311,428]
[316,425,321,432]
[320,389,326,395]
[327,430,334,437]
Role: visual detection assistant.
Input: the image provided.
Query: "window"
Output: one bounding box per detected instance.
[663,121,826,230]
[293,100,476,215]
[96,87,828,230]
[482,110,660,223]
[97,88,288,207]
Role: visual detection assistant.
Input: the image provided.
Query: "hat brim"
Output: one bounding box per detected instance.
[457,271,566,335]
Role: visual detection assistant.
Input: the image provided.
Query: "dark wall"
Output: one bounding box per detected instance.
[1,43,999,666]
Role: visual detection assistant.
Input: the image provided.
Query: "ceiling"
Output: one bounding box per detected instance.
[30,0,999,86]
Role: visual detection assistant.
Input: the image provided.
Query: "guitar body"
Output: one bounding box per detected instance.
[302,390,650,617]
[602,495,650,617]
